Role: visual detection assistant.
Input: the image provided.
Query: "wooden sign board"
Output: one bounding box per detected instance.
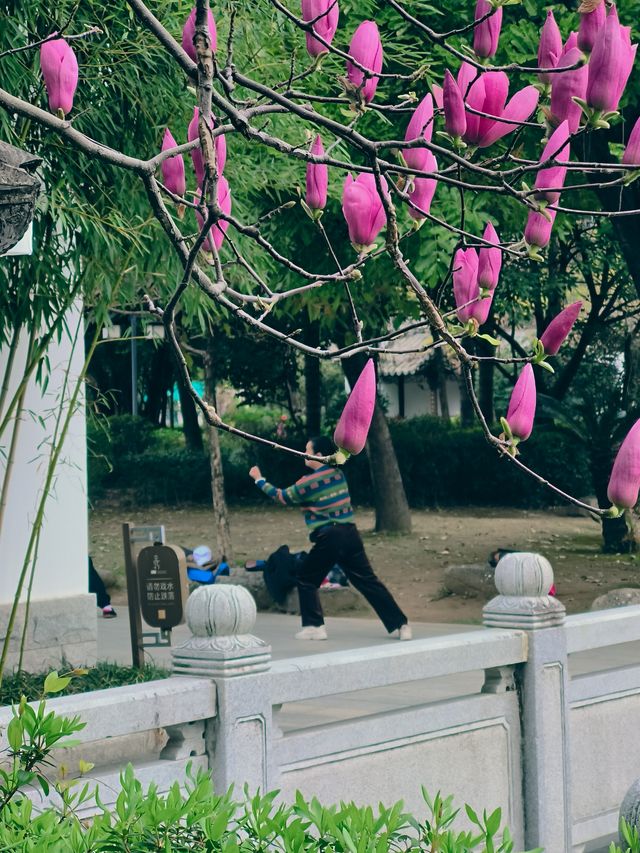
[138,544,189,630]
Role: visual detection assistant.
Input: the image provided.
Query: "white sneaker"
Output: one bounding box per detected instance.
[295,625,328,641]
[393,624,412,641]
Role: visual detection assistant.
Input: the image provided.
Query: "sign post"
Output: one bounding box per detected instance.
[122,522,167,669]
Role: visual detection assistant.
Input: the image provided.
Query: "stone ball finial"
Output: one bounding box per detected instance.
[495,552,554,598]
[620,778,640,842]
[185,584,257,638]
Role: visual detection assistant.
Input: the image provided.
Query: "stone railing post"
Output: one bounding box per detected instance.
[483,552,572,853]
[172,584,273,793]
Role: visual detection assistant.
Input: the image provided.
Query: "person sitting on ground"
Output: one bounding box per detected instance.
[249,436,411,642]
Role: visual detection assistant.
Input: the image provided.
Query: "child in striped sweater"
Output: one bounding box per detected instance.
[250,436,411,642]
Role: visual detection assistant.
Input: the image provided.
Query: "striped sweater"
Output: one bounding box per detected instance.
[256,465,354,532]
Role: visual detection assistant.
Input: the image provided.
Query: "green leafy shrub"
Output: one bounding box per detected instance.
[88,415,592,508]
[385,418,592,509]
[0,662,169,706]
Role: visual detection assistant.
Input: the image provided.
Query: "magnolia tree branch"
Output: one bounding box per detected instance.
[386,0,585,76]
[0,27,102,60]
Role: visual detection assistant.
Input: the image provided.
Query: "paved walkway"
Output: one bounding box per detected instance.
[97,607,481,666]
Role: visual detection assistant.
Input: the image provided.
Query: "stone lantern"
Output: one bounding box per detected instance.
[0,141,41,255]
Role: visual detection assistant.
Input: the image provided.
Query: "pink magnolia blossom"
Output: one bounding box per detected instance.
[506,364,537,442]
[453,246,495,326]
[550,46,588,133]
[524,208,557,249]
[458,64,540,148]
[403,94,434,171]
[578,0,606,53]
[443,70,467,139]
[477,221,502,291]
[473,0,502,59]
[301,0,340,57]
[40,37,78,116]
[161,128,186,197]
[194,177,232,253]
[333,359,376,455]
[188,107,227,187]
[538,10,563,84]
[586,5,637,113]
[182,7,217,62]
[534,121,571,204]
[346,21,383,104]
[607,419,640,509]
[539,301,582,356]
[623,117,640,166]
[342,173,388,250]
[408,151,437,221]
[306,135,328,211]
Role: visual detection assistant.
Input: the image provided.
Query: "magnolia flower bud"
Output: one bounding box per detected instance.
[306,135,328,212]
[182,7,217,62]
[40,37,79,117]
[161,128,186,198]
[334,359,376,455]
[301,0,340,57]
[539,301,582,355]
[342,173,388,251]
[506,364,537,442]
[346,20,383,104]
[607,419,640,510]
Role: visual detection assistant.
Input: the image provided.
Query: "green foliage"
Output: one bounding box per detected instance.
[88,414,592,508]
[1,661,169,706]
[0,670,86,811]
[614,819,640,853]
[0,766,546,852]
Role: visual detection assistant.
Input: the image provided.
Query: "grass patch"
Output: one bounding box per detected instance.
[0,661,170,706]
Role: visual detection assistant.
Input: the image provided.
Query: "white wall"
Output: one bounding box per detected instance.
[379,376,461,419]
[0,301,88,604]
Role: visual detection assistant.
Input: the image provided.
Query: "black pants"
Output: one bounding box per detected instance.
[297,523,407,632]
[88,557,110,609]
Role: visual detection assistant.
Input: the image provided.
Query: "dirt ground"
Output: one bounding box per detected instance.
[89,502,639,623]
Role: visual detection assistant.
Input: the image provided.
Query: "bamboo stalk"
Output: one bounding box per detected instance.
[17,320,80,671]
[0,318,101,682]
[0,323,21,421]
[0,327,36,541]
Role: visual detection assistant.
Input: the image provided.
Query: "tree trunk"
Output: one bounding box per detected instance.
[178,378,204,451]
[304,323,322,436]
[342,356,412,533]
[431,331,450,420]
[142,343,173,425]
[204,350,234,563]
[601,514,632,554]
[459,369,475,426]
[590,436,634,553]
[477,337,495,424]
[437,379,450,420]
[623,323,640,412]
